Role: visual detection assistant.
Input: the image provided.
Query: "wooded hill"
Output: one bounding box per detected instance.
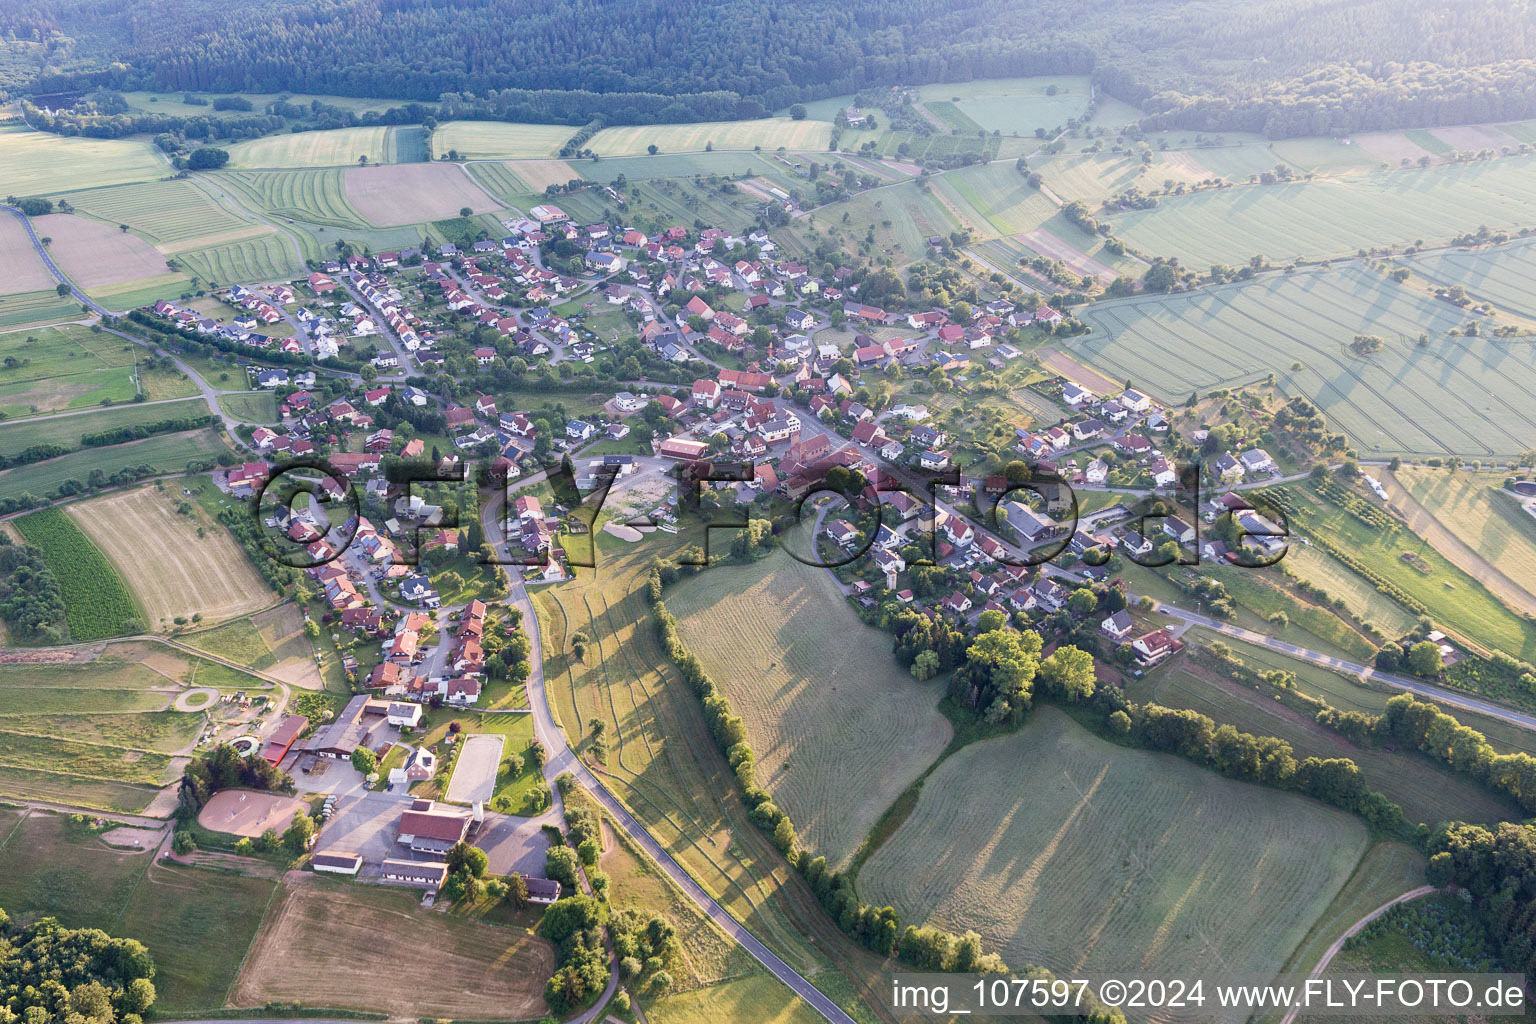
[3,0,1535,136]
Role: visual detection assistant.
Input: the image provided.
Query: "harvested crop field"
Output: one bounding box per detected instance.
[1015,226,1118,282]
[231,880,554,1019]
[196,789,307,837]
[226,127,392,169]
[588,118,831,156]
[68,485,272,629]
[342,163,501,225]
[31,214,169,289]
[1351,131,1437,167]
[0,216,57,294]
[860,708,1369,1004]
[667,545,952,869]
[433,121,575,159]
[504,159,583,192]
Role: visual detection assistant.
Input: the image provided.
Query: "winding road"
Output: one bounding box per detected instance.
[479,482,859,1024]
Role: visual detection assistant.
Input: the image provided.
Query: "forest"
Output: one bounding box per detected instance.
[4,0,1536,135]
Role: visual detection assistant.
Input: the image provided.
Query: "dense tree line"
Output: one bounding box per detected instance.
[81,413,215,449]
[0,909,158,1024]
[1315,694,1536,815]
[0,533,67,643]
[7,0,1534,135]
[1428,821,1536,979]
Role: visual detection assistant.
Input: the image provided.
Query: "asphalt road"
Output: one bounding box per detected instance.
[481,476,858,1024]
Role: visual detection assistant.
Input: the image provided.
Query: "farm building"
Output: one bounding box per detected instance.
[263,714,309,765]
[312,851,363,876]
[396,798,471,854]
[380,858,449,889]
[311,695,391,759]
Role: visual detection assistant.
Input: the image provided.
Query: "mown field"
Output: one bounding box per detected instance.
[66,178,260,248]
[588,118,832,156]
[915,75,1091,135]
[666,544,952,870]
[0,325,197,417]
[69,483,273,630]
[1128,644,1523,826]
[1393,467,1536,602]
[15,507,141,640]
[220,168,371,228]
[534,532,901,1022]
[860,707,1370,1003]
[1109,154,1536,265]
[0,290,80,329]
[217,391,278,422]
[1075,264,1536,458]
[0,396,208,457]
[173,231,305,288]
[0,123,166,196]
[433,121,577,159]
[225,126,392,168]
[1274,841,1427,984]
[0,427,228,503]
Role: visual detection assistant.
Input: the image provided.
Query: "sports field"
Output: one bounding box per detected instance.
[221,169,371,229]
[1075,264,1536,457]
[343,162,502,225]
[0,325,197,417]
[588,118,832,156]
[667,545,952,869]
[0,427,229,503]
[0,123,166,196]
[1280,484,1536,661]
[68,484,273,629]
[932,160,1062,237]
[196,789,307,837]
[33,213,173,289]
[231,880,554,1019]
[779,179,957,266]
[433,121,575,159]
[1109,154,1536,265]
[860,708,1369,996]
[226,126,392,168]
[445,733,505,805]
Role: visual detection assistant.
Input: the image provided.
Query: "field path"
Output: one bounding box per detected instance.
[1380,469,1536,618]
[1277,885,1437,1024]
